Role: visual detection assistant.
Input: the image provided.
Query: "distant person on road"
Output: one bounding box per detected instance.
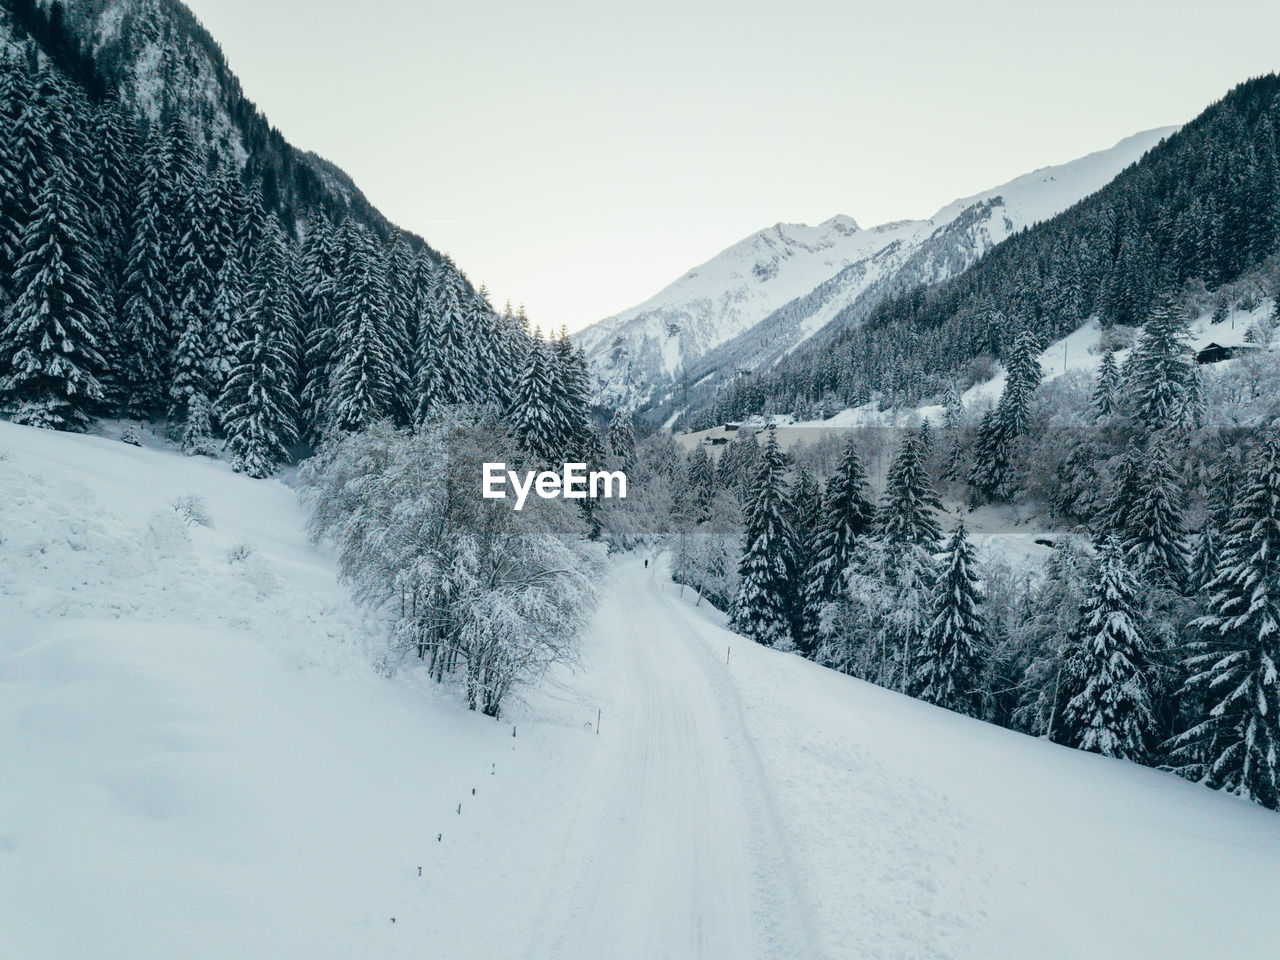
[644,558,648,569]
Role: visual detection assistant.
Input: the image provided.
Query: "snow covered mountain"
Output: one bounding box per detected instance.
[18,0,427,245]
[579,127,1177,413]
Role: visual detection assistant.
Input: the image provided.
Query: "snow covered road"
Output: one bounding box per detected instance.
[525,557,815,960]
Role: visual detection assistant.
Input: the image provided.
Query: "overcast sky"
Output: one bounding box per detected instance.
[183,0,1280,332]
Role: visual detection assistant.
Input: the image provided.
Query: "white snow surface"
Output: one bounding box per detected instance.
[3,421,1279,959]
[580,127,1177,408]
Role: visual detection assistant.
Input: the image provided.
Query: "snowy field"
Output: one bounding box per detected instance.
[3,421,1279,959]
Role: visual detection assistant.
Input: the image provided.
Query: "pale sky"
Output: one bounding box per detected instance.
[182,0,1280,332]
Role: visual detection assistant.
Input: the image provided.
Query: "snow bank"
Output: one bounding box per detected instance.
[0,422,614,960]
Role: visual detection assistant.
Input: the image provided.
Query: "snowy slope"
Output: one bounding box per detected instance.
[580,128,1177,411]
[4,423,1278,958]
[0,422,617,960]
[802,294,1275,430]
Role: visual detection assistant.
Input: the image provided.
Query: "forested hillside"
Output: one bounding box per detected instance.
[0,0,602,474]
[12,0,397,235]
[695,75,1280,427]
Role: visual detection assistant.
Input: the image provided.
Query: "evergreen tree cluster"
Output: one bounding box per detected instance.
[25,0,406,234]
[710,426,986,714]
[0,49,603,478]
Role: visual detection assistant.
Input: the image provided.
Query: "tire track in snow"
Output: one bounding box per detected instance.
[664,587,822,959]
[525,557,813,959]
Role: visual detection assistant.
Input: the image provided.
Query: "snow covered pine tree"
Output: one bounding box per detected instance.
[731,430,800,649]
[1171,439,1280,809]
[1060,539,1156,762]
[914,519,986,717]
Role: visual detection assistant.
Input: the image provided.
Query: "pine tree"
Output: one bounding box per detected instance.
[464,286,500,407]
[548,329,590,460]
[789,464,825,654]
[158,119,199,280]
[806,438,876,605]
[1128,293,1199,432]
[206,240,245,416]
[1093,351,1120,418]
[379,231,417,423]
[606,409,637,469]
[1207,454,1240,534]
[1188,524,1219,595]
[941,380,965,481]
[432,268,478,406]
[168,180,218,425]
[489,301,526,411]
[914,520,986,716]
[181,389,218,456]
[0,163,107,430]
[881,427,944,552]
[219,221,299,477]
[0,62,50,295]
[1123,432,1188,590]
[1170,440,1280,809]
[511,333,558,463]
[118,158,169,417]
[717,428,761,498]
[412,257,446,422]
[232,181,267,276]
[298,211,342,438]
[731,430,800,649]
[997,329,1042,438]
[88,99,138,321]
[682,444,716,523]
[966,408,1007,504]
[1100,442,1145,546]
[1060,540,1155,761]
[328,221,398,432]
[967,330,1041,502]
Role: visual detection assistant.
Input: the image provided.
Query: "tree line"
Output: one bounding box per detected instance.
[0,48,605,477]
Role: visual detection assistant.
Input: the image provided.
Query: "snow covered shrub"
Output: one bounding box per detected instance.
[119,426,142,447]
[1096,324,1138,354]
[142,510,191,558]
[239,554,278,597]
[300,409,602,717]
[171,494,213,528]
[224,541,276,594]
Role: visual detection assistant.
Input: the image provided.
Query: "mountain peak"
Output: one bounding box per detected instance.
[578,127,1176,414]
[824,214,860,233]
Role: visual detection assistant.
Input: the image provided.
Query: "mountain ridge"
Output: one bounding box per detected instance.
[580,126,1177,417]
